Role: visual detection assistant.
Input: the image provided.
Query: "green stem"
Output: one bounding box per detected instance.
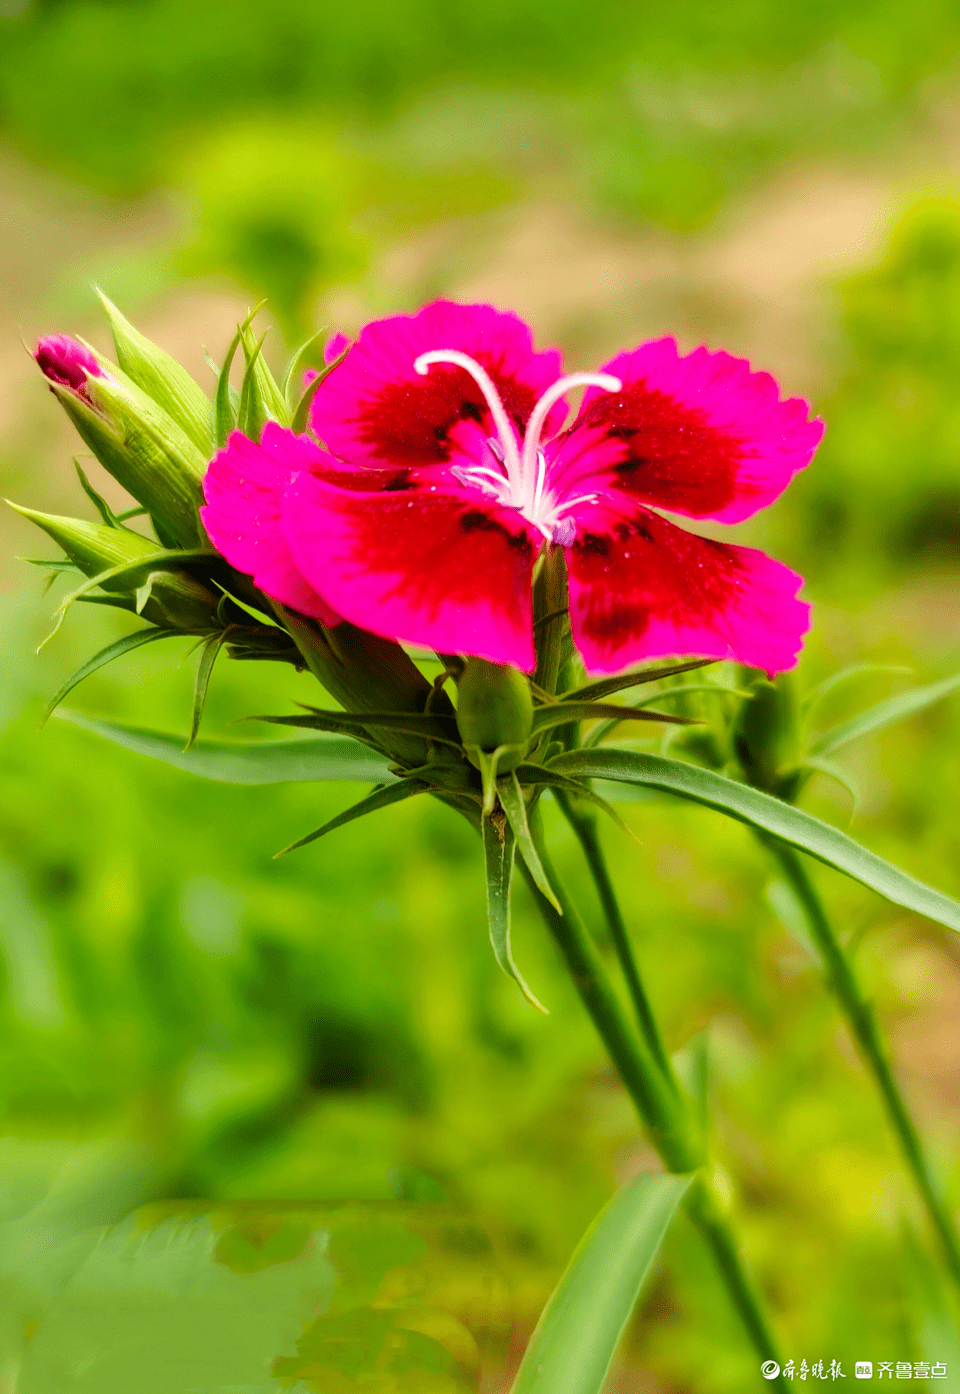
[524,814,787,1385]
[765,837,960,1289]
[553,789,674,1081]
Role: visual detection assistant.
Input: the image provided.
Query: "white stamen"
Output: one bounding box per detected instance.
[414,350,522,488]
[519,372,621,500]
[554,491,601,516]
[412,350,622,548]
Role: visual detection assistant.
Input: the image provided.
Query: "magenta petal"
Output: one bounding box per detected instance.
[308,299,565,469]
[35,334,104,398]
[201,424,342,627]
[549,336,823,524]
[566,504,809,675]
[283,472,539,670]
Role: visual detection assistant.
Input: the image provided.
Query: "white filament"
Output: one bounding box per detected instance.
[414,350,522,489]
[518,372,621,499]
[413,350,621,542]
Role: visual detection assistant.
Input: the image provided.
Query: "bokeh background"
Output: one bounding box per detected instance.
[2,1,960,1389]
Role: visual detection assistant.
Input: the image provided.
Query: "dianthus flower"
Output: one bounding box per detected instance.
[201,301,822,674]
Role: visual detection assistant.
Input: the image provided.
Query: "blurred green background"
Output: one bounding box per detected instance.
[2,0,960,1389]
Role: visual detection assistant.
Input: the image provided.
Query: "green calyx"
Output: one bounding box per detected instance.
[456,658,534,773]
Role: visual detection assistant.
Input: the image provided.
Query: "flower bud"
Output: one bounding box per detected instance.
[47,366,208,549]
[456,657,533,771]
[732,671,802,799]
[9,504,220,631]
[35,335,103,400]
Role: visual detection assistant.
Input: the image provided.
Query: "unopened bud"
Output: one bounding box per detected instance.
[733,672,802,798]
[35,335,103,401]
[457,657,533,772]
[48,366,208,549]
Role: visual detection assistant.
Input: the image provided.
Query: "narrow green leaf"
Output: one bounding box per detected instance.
[802,755,860,813]
[809,672,960,757]
[20,558,79,573]
[52,710,399,784]
[481,811,547,1012]
[40,627,186,727]
[551,748,960,933]
[560,659,714,706]
[250,709,462,750]
[291,347,349,435]
[584,684,741,747]
[275,779,427,857]
[533,701,695,734]
[510,1173,691,1394]
[802,663,912,715]
[513,763,639,841]
[185,632,226,750]
[499,772,561,912]
[214,329,243,449]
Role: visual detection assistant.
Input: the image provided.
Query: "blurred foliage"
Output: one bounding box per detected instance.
[792,198,960,591]
[3,0,960,1388]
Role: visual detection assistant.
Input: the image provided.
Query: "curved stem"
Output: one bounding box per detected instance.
[764,836,960,1289]
[524,813,788,1385]
[552,789,673,1080]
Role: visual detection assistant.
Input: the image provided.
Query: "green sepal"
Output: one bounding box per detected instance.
[291,345,349,435]
[275,778,429,857]
[9,502,157,578]
[467,743,527,816]
[96,290,214,454]
[237,321,289,440]
[498,771,561,912]
[213,329,243,449]
[281,329,326,413]
[481,809,547,1013]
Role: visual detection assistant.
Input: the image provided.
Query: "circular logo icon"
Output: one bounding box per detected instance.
[761,1361,781,1380]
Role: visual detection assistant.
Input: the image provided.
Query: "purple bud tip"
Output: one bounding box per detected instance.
[35,334,104,399]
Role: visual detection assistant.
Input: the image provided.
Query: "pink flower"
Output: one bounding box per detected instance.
[35,334,104,400]
[201,301,823,675]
